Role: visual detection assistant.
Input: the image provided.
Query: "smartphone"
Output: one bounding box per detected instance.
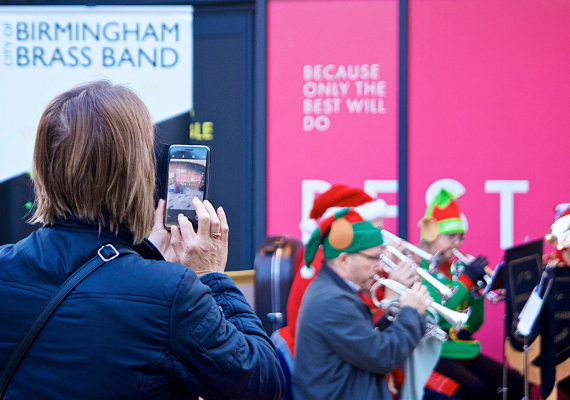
[164,145,211,230]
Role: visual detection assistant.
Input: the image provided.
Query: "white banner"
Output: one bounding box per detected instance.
[0,6,193,183]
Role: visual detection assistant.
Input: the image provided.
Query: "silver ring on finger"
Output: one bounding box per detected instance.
[211,232,221,239]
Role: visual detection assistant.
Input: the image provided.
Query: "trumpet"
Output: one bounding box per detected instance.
[545,214,570,250]
[451,249,493,288]
[451,248,503,305]
[380,244,456,302]
[378,297,448,343]
[381,230,442,272]
[370,275,470,332]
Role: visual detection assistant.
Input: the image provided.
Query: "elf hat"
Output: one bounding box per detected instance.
[304,207,384,267]
[419,189,465,242]
[300,184,387,244]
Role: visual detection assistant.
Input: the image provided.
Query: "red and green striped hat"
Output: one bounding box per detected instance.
[419,189,465,242]
[304,208,384,266]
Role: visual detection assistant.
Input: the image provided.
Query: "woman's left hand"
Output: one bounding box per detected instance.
[148,199,180,263]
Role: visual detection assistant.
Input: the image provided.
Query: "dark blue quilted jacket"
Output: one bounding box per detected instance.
[0,217,285,400]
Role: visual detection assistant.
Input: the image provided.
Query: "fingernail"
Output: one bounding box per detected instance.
[218,206,225,214]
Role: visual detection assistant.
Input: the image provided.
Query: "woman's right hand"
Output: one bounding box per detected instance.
[170,198,229,277]
[148,199,179,264]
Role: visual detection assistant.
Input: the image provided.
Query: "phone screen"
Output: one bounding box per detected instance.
[165,145,210,228]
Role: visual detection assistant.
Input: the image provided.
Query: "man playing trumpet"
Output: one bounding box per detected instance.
[414,189,522,400]
[293,207,431,400]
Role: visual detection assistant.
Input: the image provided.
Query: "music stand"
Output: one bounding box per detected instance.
[517,270,553,400]
[504,239,544,400]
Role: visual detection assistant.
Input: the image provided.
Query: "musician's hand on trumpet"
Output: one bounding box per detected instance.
[452,248,489,290]
[381,241,456,302]
[382,256,418,301]
[462,256,488,288]
[399,282,432,315]
[382,237,408,265]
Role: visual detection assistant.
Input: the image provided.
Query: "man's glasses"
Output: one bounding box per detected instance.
[355,252,382,263]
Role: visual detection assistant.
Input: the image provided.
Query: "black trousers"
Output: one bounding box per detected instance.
[557,376,570,397]
[435,355,524,400]
[424,388,460,400]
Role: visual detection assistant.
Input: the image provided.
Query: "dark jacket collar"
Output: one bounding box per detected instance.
[50,215,164,261]
[320,262,357,294]
[51,215,135,245]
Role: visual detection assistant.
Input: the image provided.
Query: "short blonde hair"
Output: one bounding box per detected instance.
[31,80,155,244]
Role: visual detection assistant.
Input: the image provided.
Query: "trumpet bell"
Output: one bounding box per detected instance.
[433,304,470,332]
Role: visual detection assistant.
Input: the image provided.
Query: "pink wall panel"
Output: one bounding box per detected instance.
[267,0,400,240]
[408,0,570,360]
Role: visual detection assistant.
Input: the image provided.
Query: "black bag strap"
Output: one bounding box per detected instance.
[0,244,138,397]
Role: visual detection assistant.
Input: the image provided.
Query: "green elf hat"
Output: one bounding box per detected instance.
[419,189,465,242]
[304,208,384,267]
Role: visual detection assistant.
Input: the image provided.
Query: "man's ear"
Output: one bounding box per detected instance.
[336,252,349,263]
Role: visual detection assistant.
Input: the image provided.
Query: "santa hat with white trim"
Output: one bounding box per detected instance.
[547,203,570,250]
[554,203,570,221]
[299,184,387,244]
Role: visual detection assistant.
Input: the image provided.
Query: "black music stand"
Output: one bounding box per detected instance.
[517,270,552,400]
[536,265,570,400]
[504,239,544,400]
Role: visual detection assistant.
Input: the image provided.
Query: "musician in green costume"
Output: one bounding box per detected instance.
[415,189,522,400]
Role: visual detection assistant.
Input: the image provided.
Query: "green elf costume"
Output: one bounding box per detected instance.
[418,189,485,360]
[418,189,523,400]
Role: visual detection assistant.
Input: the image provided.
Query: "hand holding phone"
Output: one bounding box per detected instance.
[164,145,211,230]
[170,198,229,276]
[149,199,180,263]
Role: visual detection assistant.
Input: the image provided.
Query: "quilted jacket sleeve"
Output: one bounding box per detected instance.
[169,270,285,400]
